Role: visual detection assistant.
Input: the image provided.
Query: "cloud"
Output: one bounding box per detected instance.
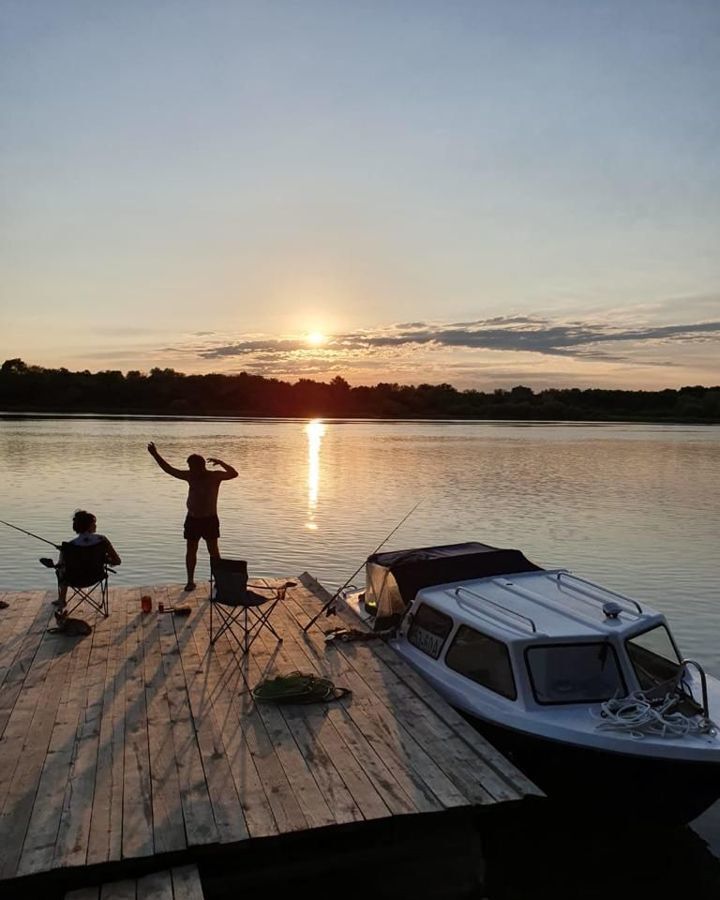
[200,338,309,358]
[351,320,720,358]
[193,315,720,366]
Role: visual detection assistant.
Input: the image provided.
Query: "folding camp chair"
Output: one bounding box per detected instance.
[56,541,112,618]
[209,558,293,656]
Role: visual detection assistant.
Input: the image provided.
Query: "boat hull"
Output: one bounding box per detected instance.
[462,710,720,824]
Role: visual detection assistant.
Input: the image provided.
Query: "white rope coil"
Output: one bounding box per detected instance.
[592,691,715,740]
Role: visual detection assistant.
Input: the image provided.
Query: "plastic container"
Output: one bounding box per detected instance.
[141,595,152,613]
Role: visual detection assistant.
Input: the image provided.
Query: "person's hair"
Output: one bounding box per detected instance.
[187,453,206,472]
[72,510,96,534]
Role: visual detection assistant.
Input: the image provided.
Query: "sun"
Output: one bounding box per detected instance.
[305,332,327,346]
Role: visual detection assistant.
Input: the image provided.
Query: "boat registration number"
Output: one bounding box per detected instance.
[408,626,445,659]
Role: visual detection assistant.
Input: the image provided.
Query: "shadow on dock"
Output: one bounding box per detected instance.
[0,578,537,899]
[4,579,719,899]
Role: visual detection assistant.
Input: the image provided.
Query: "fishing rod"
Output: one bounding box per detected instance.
[0,519,60,550]
[303,498,424,632]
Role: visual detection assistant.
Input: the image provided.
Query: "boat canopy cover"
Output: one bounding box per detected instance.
[365,541,543,629]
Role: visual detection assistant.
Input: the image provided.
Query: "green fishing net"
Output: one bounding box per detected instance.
[252,671,350,704]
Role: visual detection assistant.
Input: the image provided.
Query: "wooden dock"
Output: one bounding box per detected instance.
[65,864,204,900]
[0,575,540,898]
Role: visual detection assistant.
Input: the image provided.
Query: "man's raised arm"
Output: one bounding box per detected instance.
[207,457,239,480]
[147,442,189,480]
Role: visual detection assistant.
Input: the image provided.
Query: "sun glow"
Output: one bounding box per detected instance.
[305,332,327,346]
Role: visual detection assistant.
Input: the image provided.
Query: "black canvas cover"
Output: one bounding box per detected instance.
[365,541,543,628]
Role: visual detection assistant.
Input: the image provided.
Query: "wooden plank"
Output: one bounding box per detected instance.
[138,593,187,856]
[65,887,101,900]
[171,864,205,900]
[297,576,536,779]
[274,606,422,818]
[252,612,385,823]
[0,593,52,735]
[0,591,41,681]
[290,579,540,798]
[281,703,376,821]
[295,603,493,808]
[371,642,542,794]
[18,612,100,875]
[239,636,338,830]
[87,586,130,864]
[0,618,56,794]
[0,589,44,643]
[167,591,249,844]
[191,605,308,834]
[0,591,49,681]
[251,585,416,812]
[156,587,219,848]
[294,581,520,809]
[122,588,155,859]
[0,576,536,886]
[0,590,17,637]
[137,869,173,900]
[242,594,419,817]
[375,688,508,802]
[53,605,114,868]
[0,592,49,668]
[277,593,457,811]
[208,592,343,831]
[0,623,78,878]
[181,602,278,839]
[101,879,136,900]
[304,628,501,803]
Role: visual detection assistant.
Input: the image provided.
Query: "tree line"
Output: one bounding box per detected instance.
[1,358,719,421]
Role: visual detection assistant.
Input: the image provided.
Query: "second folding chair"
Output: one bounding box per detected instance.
[209,558,293,656]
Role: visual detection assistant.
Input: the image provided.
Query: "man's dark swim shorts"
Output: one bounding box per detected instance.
[183,515,220,541]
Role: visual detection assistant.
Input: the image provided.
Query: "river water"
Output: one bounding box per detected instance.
[1,415,720,872]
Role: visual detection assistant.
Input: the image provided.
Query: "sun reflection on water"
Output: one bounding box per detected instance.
[304,419,326,530]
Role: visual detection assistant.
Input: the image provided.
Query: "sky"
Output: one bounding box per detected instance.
[1,0,719,390]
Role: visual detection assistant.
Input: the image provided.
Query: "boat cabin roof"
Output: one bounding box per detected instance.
[415,569,663,643]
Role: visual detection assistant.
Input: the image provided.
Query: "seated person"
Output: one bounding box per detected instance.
[40,510,121,608]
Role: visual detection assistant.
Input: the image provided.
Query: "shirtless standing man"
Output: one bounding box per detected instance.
[147,442,238,591]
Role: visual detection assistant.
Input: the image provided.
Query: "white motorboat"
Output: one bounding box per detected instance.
[345,542,720,823]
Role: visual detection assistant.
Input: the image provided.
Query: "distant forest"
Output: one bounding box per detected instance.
[1,358,719,422]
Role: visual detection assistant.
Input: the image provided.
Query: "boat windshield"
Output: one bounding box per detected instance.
[626,625,681,692]
[526,642,626,704]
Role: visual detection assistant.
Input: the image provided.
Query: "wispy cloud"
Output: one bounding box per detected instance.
[193,315,720,365]
[200,338,310,357]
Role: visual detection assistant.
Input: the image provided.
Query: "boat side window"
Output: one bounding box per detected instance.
[445,625,517,700]
[526,643,626,705]
[626,626,681,691]
[407,603,453,660]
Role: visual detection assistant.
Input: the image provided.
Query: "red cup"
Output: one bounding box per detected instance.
[141,595,152,613]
